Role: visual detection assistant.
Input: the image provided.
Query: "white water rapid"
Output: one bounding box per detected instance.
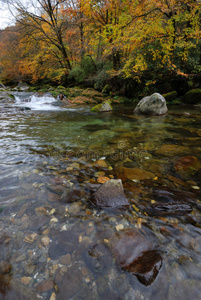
[14,92,65,111]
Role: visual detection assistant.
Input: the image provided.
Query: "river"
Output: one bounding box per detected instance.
[0,93,201,299]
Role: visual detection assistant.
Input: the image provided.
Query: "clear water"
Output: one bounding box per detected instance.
[0,95,201,299]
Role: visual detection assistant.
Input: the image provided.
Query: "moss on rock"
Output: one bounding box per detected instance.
[183,89,201,104]
[163,91,177,102]
[91,101,113,112]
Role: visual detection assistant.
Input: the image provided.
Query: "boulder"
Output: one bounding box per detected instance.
[162,91,177,102]
[91,101,112,112]
[0,92,13,102]
[110,229,163,286]
[16,81,29,91]
[134,93,168,115]
[90,179,129,208]
[183,89,201,104]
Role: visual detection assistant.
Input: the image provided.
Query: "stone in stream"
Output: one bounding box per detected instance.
[134,93,168,116]
[109,229,163,286]
[174,156,201,177]
[90,179,129,208]
[144,187,198,216]
[48,229,78,260]
[91,101,113,112]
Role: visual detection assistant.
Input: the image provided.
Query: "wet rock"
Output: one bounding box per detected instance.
[47,184,65,195]
[90,179,129,208]
[155,144,190,157]
[174,156,200,177]
[36,279,54,292]
[35,206,49,216]
[59,253,71,265]
[147,202,192,216]
[97,176,110,183]
[23,233,37,244]
[0,261,12,274]
[83,243,113,275]
[61,189,85,203]
[124,250,162,286]
[21,277,32,286]
[41,236,50,247]
[144,187,197,216]
[0,274,11,293]
[94,160,108,168]
[48,229,78,260]
[110,229,162,286]
[134,93,168,115]
[167,279,201,300]
[57,263,84,299]
[28,215,49,231]
[116,166,155,182]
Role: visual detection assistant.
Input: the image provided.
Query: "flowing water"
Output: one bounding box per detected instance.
[0,93,201,299]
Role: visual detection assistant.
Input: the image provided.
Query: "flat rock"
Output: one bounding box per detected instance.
[155,144,190,157]
[90,179,129,208]
[109,229,162,286]
[116,166,155,181]
[49,229,78,260]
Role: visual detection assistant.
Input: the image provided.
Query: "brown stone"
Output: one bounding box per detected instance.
[90,179,129,208]
[36,279,54,292]
[109,229,162,286]
[97,176,110,184]
[174,156,200,177]
[95,160,108,168]
[116,166,155,182]
[155,144,189,157]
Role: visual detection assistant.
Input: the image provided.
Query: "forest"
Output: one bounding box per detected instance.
[0,0,201,98]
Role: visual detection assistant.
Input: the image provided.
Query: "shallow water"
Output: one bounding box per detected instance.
[1,99,201,300]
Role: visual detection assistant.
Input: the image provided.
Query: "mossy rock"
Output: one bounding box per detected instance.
[91,101,113,112]
[183,89,201,104]
[163,91,177,102]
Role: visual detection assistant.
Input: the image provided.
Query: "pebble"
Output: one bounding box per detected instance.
[21,276,32,286]
[192,186,200,190]
[24,233,38,244]
[50,292,56,300]
[116,224,124,231]
[35,206,48,216]
[36,279,54,292]
[41,236,50,247]
[69,163,80,169]
[50,217,58,223]
[59,253,71,265]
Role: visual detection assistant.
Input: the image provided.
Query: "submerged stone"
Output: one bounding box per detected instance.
[144,187,198,216]
[155,144,190,157]
[148,202,192,216]
[116,166,155,182]
[174,156,200,177]
[134,93,168,115]
[90,179,129,208]
[110,229,162,286]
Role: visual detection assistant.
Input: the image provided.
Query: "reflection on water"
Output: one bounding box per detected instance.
[0,101,201,299]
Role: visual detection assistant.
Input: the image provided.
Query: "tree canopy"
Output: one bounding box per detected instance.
[0,0,200,94]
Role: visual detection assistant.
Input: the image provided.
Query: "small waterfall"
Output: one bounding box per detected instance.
[14,92,65,111]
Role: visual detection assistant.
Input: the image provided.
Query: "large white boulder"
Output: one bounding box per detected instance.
[134,93,168,115]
